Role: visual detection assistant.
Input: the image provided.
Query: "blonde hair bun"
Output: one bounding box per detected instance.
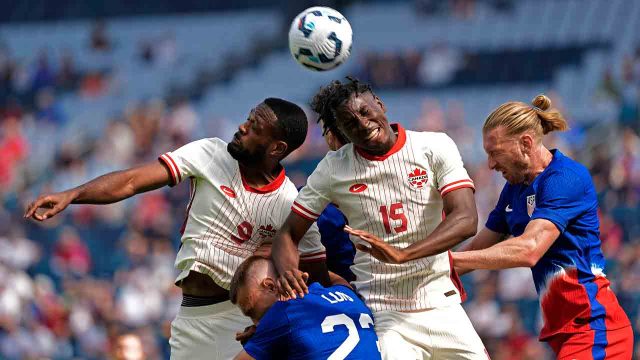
[532,94,551,111]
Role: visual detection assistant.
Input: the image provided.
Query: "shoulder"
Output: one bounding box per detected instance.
[408,131,458,155]
[326,145,353,163]
[407,130,454,144]
[541,153,591,189]
[189,137,227,148]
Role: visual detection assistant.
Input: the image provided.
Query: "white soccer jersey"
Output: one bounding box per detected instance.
[159,138,326,290]
[292,124,473,312]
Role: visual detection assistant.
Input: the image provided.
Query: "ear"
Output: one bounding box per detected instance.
[325,130,338,151]
[520,133,534,153]
[261,277,277,292]
[374,94,386,113]
[269,140,288,158]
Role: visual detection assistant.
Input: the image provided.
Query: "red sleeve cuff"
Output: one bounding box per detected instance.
[159,153,182,185]
[440,179,475,197]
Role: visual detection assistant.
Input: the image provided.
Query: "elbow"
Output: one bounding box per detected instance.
[519,243,541,268]
[521,255,540,268]
[458,213,478,239]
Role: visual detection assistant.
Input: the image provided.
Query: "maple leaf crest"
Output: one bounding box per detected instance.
[407,168,429,189]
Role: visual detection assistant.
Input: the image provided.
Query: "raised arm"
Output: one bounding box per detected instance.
[25,160,172,221]
[271,212,315,298]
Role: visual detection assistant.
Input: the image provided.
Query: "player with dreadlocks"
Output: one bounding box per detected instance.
[272,77,489,359]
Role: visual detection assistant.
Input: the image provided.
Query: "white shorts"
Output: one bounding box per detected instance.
[375,303,488,360]
[169,300,253,360]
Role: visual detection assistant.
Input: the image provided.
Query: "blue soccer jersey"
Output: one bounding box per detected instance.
[316,204,356,282]
[243,283,381,360]
[485,150,630,341]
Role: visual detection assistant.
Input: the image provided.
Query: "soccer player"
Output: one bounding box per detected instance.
[452,95,633,359]
[230,256,381,360]
[272,78,487,359]
[24,98,328,359]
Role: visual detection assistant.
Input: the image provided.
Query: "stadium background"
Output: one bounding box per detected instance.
[1,0,639,358]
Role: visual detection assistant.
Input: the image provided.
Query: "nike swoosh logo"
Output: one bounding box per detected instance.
[505,205,513,212]
[349,184,368,193]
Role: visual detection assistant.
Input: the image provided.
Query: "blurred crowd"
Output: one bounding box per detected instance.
[0,16,640,360]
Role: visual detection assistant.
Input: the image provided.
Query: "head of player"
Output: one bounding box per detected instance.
[312,77,397,156]
[482,94,568,184]
[310,85,350,151]
[227,98,308,169]
[229,255,281,324]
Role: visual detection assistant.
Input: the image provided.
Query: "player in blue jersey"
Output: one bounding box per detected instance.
[453,95,632,359]
[229,256,381,360]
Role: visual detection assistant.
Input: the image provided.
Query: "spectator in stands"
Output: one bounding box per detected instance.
[113,332,146,360]
[0,115,28,191]
[56,50,80,92]
[51,227,92,277]
[31,50,55,93]
[35,88,66,126]
[90,20,112,52]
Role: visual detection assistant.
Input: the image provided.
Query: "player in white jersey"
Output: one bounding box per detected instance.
[271,79,488,359]
[25,98,328,360]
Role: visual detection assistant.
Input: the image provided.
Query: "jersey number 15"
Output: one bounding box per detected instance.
[379,202,408,234]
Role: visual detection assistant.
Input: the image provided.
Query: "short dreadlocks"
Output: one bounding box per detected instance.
[310,77,373,145]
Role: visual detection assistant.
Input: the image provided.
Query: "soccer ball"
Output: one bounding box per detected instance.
[288,6,353,71]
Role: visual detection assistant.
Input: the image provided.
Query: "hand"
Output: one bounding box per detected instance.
[236,325,257,345]
[344,225,408,264]
[276,269,309,300]
[24,191,76,221]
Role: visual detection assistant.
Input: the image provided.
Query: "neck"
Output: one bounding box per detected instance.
[238,161,282,188]
[251,297,277,324]
[524,146,553,184]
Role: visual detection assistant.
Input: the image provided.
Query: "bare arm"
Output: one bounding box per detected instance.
[271,212,315,298]
[299,261,331,287]
[25,161,172,221]
[454,227,506,275]
[346,187,477,264]
[233,350,255,360]
[328,271,352,288]
[403,187,477,261]
[452,219,560,270]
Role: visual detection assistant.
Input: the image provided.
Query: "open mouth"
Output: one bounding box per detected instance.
[363,127,380,142]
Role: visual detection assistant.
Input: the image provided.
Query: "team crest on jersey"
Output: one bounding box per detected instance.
[408,167,429,189]
[527,195,536,217]
[258,224,276,239]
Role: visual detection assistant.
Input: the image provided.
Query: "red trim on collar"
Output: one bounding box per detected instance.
[241,167,286,194]
[355,123,406,161]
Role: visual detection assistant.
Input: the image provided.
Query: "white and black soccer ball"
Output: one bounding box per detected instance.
[288,6,353,71]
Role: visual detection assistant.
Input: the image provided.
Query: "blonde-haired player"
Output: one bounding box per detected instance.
[25,98,327,360]
[453,95,632,359]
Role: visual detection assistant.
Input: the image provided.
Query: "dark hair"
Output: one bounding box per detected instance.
[310,77,372,142]
[229,255,269,304]
[264,98,308,157]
